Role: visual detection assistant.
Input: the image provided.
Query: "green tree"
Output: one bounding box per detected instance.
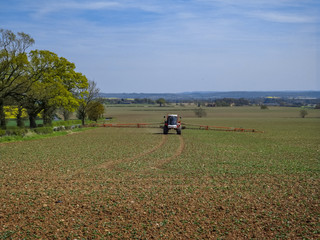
[87,101,104,122]
[77,80,100,125]
[24,50,88,128]
[194,107,207,118]
[156,98,166,107]
[300,109,308,118]
[0,29,34,129]
[260,104,268,110]
[59,107,72,121]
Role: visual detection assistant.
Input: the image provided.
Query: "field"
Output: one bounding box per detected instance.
[0,106,319,239]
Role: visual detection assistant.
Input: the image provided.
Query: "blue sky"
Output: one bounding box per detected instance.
[1,0,319,93]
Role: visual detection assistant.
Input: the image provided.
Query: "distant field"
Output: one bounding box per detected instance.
[0,106,319,239]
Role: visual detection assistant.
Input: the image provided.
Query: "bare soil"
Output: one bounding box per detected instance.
[0,127,319,239]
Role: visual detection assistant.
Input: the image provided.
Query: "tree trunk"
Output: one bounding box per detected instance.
[79,111,86,125]
[77,105,86,126]
[43,107,56,126]
[29,114,37,128]
[63,109,71,121]
[0,100,6,129]
[43,112,52,126]
[16,104,24,127]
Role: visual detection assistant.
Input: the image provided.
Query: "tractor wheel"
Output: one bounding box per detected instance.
[177,128,181,135]
[163,126,169,134]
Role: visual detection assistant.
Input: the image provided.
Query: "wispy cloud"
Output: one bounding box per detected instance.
[30,0,164,18]
[252,11,318,23]
[33,1,122,17]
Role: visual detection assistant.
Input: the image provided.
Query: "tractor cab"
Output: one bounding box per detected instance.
[163,114,181,135]
[167,115,178,126]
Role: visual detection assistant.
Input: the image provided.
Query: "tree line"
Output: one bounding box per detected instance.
[0,29,104,129]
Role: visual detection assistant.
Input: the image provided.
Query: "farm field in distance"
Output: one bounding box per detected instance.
[0,106,319,239]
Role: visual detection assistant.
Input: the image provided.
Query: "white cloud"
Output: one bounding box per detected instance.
[33,1,121,17]
[253,11,317,23]
[29,0,165,18]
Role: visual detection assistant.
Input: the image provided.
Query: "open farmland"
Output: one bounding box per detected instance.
[0,106,319,239]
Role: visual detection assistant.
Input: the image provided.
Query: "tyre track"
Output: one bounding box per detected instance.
[63,134,183,179]
[151,135,184,170]
[64,134,167,179]
[97,134,167,170]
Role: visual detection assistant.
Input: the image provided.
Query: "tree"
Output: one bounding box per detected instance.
[24,50,88,127]
[260,104,268,110]
[300,109,308,118]
[59,108,72,121]
[156,98,166,107]
[41,54,88,125]
[235,98,249,106]
[194,108,207,118]
[87,101,104,122]
[0,29,34,129]
[77,80,100,125]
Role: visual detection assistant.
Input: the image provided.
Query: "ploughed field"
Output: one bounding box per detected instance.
[0,106,319,239]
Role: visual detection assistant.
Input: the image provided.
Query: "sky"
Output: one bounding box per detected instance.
[1,0,319,93]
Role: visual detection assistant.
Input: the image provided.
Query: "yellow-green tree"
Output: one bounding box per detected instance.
[24,50,88,128]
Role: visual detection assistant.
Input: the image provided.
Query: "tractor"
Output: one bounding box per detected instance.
[163,114,182,135]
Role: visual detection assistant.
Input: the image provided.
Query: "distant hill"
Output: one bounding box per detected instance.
[100,91,320,101]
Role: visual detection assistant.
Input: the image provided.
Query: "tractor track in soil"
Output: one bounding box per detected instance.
[111,134,185,173]
[97,134,168,170]
[151,135,184,170]
[109,134,185,172]
[64,134,185,179]
[64,134,168,179]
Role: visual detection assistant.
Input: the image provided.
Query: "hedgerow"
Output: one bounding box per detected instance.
[33,127,53,135]
[0,129,6,137]
[52,120,82,127]
[5,128,28,136]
